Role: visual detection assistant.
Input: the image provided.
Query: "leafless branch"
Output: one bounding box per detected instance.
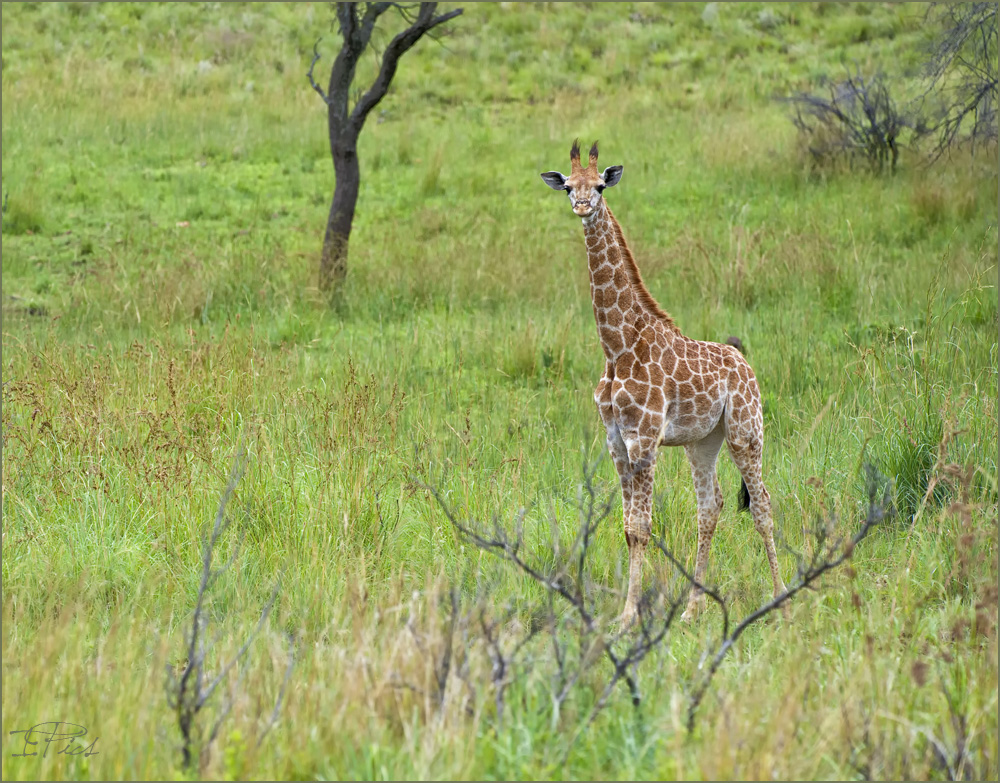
[682,462,892,733]
[307,39,330,104]
[165,441,291,772]
[392,584,474,721]
[199,582,280,710]
[781,67,907,173]
[425,452,892,748]
[781,5,997,168]
[348,3,464,133]
[477,603,543,729]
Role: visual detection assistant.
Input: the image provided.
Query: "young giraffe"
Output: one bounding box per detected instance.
[541,141,787,625]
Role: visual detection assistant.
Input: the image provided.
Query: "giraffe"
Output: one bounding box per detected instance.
[540,140,787,625]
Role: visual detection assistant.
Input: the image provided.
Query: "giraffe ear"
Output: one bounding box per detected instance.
[602,166,623,188]
[540,171,568,191]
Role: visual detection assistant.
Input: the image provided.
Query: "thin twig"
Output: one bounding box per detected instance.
[307,39,329,104]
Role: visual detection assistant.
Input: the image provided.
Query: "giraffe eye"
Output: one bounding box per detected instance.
[595,184,605,193]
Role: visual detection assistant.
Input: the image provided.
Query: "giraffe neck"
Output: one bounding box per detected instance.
[583,199,677,361]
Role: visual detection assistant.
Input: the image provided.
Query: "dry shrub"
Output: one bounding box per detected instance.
[783,69,908,174]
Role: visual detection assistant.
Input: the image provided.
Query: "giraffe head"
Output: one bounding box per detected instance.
[540,140,623,220]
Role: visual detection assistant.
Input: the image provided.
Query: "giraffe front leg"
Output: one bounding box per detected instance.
[604,422,637,621]
[622,462,655,627]
[619,429,659,628]
[597,370,635,530]
[596,372,640,625]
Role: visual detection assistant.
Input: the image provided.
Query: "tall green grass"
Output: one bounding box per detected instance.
[3,2,997,779]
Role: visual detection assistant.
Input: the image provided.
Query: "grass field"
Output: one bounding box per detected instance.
[2,2,997,779]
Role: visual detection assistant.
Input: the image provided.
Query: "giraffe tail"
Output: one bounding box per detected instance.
[738,478,751,512]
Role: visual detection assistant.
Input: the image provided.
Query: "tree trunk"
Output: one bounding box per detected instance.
[309,3,464,296]
[320,141,359,293]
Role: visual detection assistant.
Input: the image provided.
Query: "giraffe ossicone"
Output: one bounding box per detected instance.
[541,140,787,625]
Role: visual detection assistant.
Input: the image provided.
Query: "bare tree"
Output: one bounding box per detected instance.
[308,2,463,295]
[918,2,998,161]
[782,68,909,173]
[781,4,998,170]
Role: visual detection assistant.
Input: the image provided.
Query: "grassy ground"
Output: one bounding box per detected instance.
[2,2,997,779]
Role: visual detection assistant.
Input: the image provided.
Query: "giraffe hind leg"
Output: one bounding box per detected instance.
[618,426,661,627]
[727,437,788,610]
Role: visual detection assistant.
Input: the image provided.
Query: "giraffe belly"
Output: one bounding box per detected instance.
[657,401,726,447]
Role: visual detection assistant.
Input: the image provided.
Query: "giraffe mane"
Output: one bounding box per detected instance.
[605,204,678,332]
